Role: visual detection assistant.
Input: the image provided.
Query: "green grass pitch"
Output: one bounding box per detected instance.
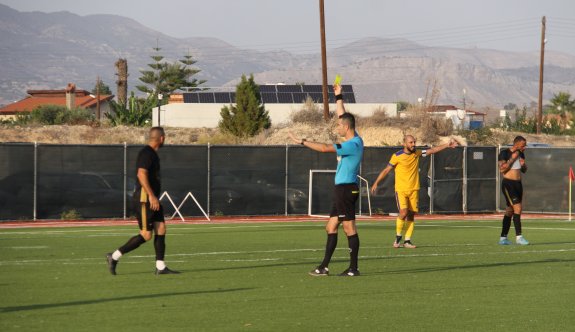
[1,219,574,331]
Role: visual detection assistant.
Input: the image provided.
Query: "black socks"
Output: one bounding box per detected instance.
[501,214,512,237]
[154,235,166,261]
[512,214,522,236]
[118,234,146,255]
[319,233,338,269]
[347,234,360,271]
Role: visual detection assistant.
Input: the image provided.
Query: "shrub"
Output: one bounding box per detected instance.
[290,96,326,125]
[219,74,271,137]
[27,105,95,125]
[61,209,82,220]
[105,92,153,127]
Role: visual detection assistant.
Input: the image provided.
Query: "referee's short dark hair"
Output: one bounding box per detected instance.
[339,113,355,130]
[513,135,526,144]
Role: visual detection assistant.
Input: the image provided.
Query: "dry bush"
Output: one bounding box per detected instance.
[402,105,454,144]
[357,107,407,128]
[290,97,328,125]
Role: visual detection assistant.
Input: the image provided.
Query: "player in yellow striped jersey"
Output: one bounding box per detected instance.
[370,135,457,248]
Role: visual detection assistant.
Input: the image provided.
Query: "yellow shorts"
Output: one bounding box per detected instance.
[395,190,419,212]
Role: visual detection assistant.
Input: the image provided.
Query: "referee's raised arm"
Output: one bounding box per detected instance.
[334,83,345,117]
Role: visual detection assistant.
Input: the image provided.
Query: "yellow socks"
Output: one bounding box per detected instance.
[405,220,415,239]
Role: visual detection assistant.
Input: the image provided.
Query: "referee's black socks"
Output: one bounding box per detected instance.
[319,233,338,269]
[347,234,360,271]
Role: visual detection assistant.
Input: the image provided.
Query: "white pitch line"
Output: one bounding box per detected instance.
[419,224,575,231]
[1,246,574,266]
[4,246,49,249]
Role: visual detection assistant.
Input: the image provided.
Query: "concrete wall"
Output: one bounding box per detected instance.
[153,103,398,128]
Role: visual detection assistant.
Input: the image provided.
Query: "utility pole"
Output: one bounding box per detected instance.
[537,16,546,135]
[96,76,101,121]
[319,0,329,121]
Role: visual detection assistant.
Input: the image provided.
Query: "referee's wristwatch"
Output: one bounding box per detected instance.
[300,139,307,145]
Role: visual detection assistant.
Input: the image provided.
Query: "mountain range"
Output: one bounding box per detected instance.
[1,3,574,109]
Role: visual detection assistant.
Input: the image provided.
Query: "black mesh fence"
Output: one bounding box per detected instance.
[288,146,336,215]
[499,148,575,213]
[467,147,497,212]
[0,143,35,220]
[210,146,288,216]
[36,145,125,219]
[432,148,463,213]
[2,143,573,220]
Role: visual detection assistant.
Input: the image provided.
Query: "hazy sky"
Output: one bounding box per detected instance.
[2,0,574,55]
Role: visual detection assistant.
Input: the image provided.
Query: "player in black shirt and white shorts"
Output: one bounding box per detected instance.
[106,127,180,275]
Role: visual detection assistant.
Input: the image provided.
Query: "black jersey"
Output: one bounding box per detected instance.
[135,145,161,196]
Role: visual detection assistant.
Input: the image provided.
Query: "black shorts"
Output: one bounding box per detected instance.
[133,190,165,231]
[330,183,359,221]
[501,178,523,206]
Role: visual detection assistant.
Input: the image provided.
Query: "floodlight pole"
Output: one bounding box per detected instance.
[537,16,546,135]
[319,0,329,121]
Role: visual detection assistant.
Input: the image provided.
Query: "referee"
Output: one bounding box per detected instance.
[106,127,180,275]
[289,83,364,277]
[498,136,529,245]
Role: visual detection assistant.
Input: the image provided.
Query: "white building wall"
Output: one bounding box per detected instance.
[153,103,398,128]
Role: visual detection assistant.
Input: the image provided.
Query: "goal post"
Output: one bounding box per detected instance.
[308,170,372,218]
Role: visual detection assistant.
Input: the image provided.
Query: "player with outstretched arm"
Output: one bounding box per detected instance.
[371,135,457,248]
[289,82,364,277]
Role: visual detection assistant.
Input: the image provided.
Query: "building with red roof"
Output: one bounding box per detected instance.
[0,83,114,121]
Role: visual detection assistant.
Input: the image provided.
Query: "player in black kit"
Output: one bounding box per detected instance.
[106,127,180,275]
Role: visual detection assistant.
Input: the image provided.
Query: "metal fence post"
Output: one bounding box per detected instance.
[207,143,211,216]
[496,145,501,212]
[33,142,38,221]
[123,142,127,220]
[430,151,435,214]
[285,144,289,216]
[463,147,468,214]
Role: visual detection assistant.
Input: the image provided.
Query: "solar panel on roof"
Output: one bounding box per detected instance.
[292,92,308,104]
[183,85,355,104]
[276,93,294,103]
[308,93,323,103]
[341,85,354,93]
[276,85,303,93]
[327,93,336,103]
[198,92,215,103]
[258,85,277,93]
[183,93,199,103]
[261,92,278,103]
[302,85,323,93]
[214,92,231,103]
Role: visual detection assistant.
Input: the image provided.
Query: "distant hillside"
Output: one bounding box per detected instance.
[1,4,574,108]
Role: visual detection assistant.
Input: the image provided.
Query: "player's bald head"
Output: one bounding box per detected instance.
[149,127,165,139]
[404,135,416,143]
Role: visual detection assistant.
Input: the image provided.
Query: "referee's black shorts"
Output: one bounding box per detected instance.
[501,178,523,206]
[330,183,359,222]
[133,189,165,231]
